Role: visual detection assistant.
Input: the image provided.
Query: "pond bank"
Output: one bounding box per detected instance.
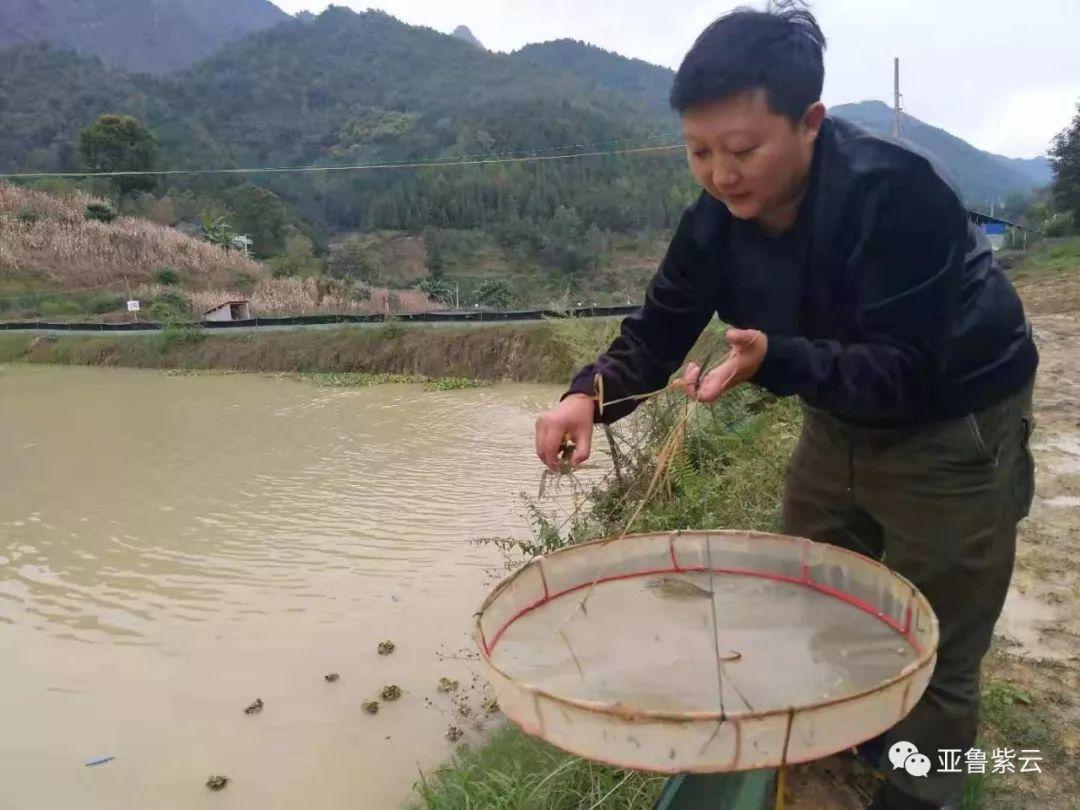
[0,318,621,384]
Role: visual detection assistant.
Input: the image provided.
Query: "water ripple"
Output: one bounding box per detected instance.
[1,368,603,642]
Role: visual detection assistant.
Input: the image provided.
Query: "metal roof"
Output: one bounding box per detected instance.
[968,210,1031,231]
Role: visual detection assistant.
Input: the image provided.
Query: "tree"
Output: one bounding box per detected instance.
[325,235,384,282]
[269,233,323,278]
[1049,100,1080,229]
[417,277,455,307]
[78,114,157,195]
[538,205,605,276]
[226,185,289,257]
[200,215,237,252]
[997,192,1034,225]
[475,279,513,309]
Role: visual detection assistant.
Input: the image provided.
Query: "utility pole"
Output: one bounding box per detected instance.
[893,57,902,138]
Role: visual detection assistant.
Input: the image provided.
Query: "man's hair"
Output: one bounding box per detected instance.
[669,2,826,122]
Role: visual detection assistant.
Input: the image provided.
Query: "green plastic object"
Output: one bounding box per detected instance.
[653,770,775,810]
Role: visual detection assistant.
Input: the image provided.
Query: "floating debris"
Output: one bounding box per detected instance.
[206,775,228,791]
[324,673,340,683]
[380,684,402,701]
[362,700,380,715]
[446,726,464,742]
[484,697,500,715]
[243,698,264,715]
[84,756,114,767]
[645,577,712,600]
[437,677,459,694]
[434,645,479,662]
[377,640,396,656]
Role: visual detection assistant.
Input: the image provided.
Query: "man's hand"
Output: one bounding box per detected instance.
[682,328,767,403]
[535,394,594,472]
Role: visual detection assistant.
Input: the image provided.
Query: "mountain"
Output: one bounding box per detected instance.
[0,8,694,242]
[156,7,666,172]
[452,25,484,50]
[997,156,1054,190]
[829,101,1052,205]
[0,10,660,168]
[511,48,1048,206]
[153,8,682,230]
[0,7,1051,245]
[510,40,674,123]
[0,0,289,74]
[0,8,1061,305]
[0,44,165,174]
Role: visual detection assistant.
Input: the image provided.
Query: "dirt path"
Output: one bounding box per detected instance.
[998,313,1080,664]
[979,312,1080,809]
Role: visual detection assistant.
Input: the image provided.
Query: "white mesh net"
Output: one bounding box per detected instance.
[476,530,938,773]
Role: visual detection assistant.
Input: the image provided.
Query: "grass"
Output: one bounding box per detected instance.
[0,334,31,362]
[302,371,426,387]
[0,289,126,319]
[1002,234,1080,317]
[589,388,799,538]
[543,315,624,373]
[423,376,492,391]
[299,371,491,391]
[979,680,1055,754]
[413,725,666,810]
[1011,237,1080,315]
[961,672,1066,808]
[1011,237,1080,282]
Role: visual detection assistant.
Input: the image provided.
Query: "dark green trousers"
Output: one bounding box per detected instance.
[782,383,1035,809]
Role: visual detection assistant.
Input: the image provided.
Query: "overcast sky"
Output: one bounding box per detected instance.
[275,0,1080,159]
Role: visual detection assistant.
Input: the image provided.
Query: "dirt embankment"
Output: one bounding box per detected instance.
[0,319,618,385]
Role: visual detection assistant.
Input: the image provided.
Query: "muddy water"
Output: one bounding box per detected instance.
[494,571,917,713]
[0,365,598,810]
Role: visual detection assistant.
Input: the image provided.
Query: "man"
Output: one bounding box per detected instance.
[534,4,1038,809]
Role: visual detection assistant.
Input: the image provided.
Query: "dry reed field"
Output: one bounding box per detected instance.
[164,279,434,317]
[0,183,437,317]
[0,183,262,291]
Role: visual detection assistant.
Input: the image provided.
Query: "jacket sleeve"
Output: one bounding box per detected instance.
[753,170,965,421]
[563,203,719,423]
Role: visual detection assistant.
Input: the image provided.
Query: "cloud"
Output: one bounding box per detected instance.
[968,84,1080,158]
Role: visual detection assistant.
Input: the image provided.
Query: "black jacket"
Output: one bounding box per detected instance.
[567,116,1038,426]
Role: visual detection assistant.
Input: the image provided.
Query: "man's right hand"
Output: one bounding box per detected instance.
[535,394,595,472]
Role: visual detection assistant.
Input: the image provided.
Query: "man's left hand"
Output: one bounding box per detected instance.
[681,328,767,404]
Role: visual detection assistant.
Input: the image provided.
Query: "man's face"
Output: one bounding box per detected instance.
[681,89,823,223]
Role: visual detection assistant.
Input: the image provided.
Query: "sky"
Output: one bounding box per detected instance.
[274,0,1080,159]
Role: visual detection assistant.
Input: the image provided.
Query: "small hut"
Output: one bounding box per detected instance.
[968,211,1030,252]
[204,299,251,322]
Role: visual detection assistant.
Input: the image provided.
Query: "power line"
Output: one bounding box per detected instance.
[0,142,684,181]
[7,129,681,155]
